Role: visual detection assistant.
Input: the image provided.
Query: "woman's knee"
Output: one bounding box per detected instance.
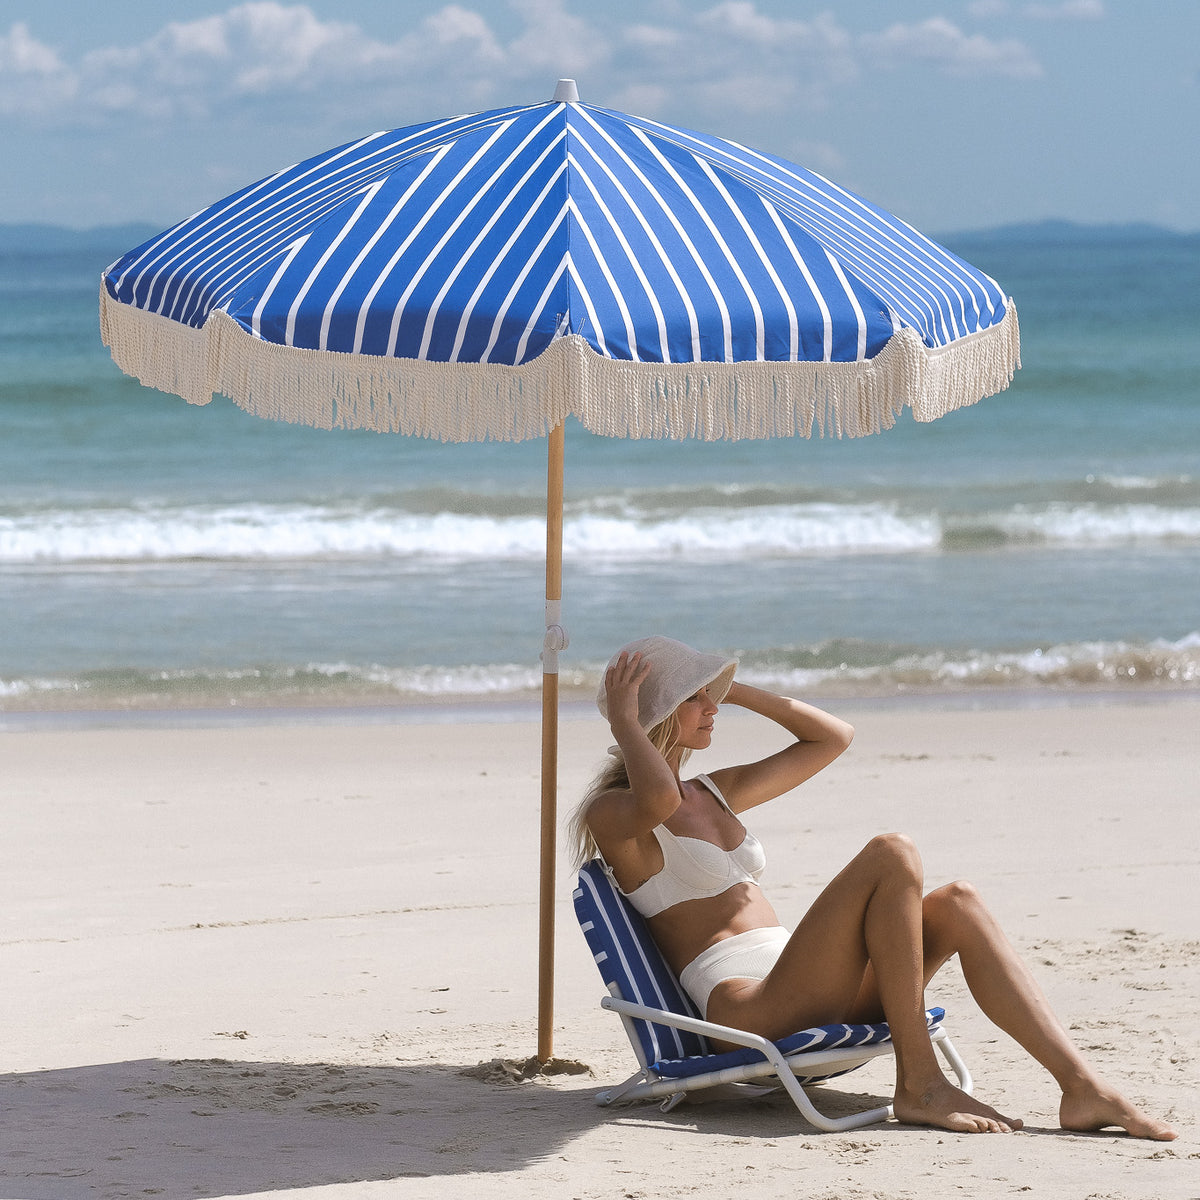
[924,879,985,929]
[862,831,922,880]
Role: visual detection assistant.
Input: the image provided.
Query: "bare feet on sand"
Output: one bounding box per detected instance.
[893,1077,1176,1139]
[894,1078,1023,1134]
[1060,1084,1177,1141]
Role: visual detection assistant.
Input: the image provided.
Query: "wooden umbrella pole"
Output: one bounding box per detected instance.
[538,421,567,1063]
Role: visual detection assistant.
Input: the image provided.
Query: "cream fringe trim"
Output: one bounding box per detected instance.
[101,288,1020,443]
[100,287,212,410]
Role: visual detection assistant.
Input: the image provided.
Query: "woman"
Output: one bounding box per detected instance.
[571,635,1176,1138]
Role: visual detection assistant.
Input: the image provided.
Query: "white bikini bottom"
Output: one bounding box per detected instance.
[678,925,791,1018]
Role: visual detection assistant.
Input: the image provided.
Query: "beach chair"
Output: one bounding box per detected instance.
[573,859,973,1132]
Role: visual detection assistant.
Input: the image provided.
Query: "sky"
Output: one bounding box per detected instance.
[2,0,1198,235]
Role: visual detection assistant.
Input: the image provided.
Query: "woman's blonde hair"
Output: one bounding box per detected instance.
[567,710,692,868]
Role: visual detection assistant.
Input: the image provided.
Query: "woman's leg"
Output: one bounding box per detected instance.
[707,833,1019,1133]
[886,880,1173,1140]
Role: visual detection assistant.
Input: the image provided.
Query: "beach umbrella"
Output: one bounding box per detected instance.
[100,80,1020,1062]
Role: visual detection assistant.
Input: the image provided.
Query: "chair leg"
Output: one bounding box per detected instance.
[596,1050,967,1133]
[595,1068,653,1106]
[786,1032,973,1131]
[784,1031,973,1132]
[933,1030,973,1094]
[773,1067,893,1133]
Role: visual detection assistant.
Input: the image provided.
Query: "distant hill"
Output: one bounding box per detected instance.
[0,223,162,254]
[941,219,1194,245]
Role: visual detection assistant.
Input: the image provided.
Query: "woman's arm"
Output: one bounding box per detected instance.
[707,680,854,812]
[586,651,682,843]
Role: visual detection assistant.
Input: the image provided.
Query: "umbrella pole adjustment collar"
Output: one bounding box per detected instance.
[542,600,569,675]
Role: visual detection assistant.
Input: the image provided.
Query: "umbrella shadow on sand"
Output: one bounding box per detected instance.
[3,1053,970,1198]
[0,1056,607,1198]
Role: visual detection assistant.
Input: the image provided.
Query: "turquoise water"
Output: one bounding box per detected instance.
[2,225,1198,712]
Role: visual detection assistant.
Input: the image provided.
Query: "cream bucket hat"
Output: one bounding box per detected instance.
[596,635,738,732]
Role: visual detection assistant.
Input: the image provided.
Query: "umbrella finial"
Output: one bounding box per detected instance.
[553,78,579,103]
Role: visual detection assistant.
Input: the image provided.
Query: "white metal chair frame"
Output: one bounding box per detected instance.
[575,860,973,1133]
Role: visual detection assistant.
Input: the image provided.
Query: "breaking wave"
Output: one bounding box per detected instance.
[3,497,1199,564]
[4,634,1197,713]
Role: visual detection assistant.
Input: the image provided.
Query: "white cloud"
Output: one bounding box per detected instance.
[610,6,859,118]
[861,17,1043,78]
[624,23,679,52]
[0,21,77,113]
[0,2,592,123]
[506,0,609,74]
[1023,0,1105,19]
[77,3,414,116]
[0,20,60,73]
[968,0,1103,20]
[967,1,1011,16]
[0,2,1045,130]
[421,4,505,60]
[699,0,794,45]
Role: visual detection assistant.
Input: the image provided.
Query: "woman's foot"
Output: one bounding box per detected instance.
[894,1077,1023,1134]
[1060,1084,1176,1140]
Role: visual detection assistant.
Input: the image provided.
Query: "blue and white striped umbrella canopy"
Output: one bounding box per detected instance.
[101,83,1019,443]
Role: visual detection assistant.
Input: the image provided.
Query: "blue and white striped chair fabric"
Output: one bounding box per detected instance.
[574,858,707,1066]
[574,859,973,1130]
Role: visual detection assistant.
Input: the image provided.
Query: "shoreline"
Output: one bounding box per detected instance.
[2,683,1198,733]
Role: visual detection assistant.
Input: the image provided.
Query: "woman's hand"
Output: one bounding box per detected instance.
[591,649,682,840]
[604,650,651,733]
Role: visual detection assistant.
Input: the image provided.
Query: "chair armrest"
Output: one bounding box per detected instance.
[600,994,783,1059]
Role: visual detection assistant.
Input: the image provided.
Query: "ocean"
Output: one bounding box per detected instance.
[2,223,1198,721]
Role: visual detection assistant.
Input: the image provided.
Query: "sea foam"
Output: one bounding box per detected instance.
[8,497,1197,565]
[0,501,937,562]
[4,635,1197,712]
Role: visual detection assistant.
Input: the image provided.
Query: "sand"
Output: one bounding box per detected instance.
[1,698,1196,1199]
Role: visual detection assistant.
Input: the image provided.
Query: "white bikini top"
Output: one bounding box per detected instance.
[616,774,766,919]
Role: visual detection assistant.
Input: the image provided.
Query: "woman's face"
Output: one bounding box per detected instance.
[673,685,720,750]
